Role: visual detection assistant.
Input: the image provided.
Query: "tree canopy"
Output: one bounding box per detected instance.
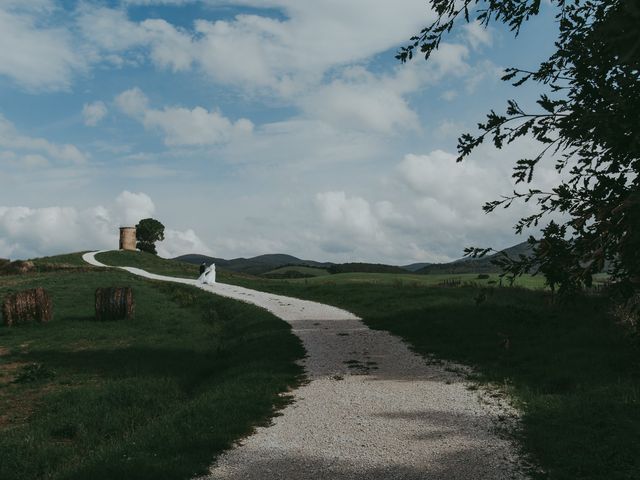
[400,0,639,299]
[136,218,165,255]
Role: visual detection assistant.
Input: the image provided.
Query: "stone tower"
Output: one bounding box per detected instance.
[119,227,137,251]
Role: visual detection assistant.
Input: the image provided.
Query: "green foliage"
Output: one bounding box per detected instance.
[135,218,165,255]
[401,0,640,299]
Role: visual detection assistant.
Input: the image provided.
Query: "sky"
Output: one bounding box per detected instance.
[0,0,561,263]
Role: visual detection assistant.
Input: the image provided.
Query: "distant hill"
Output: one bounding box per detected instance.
[174,253,333,276]
[328,263,408,274]
[175,241,534,277]
[263,265,330,279]
[401,262,432,272]
[417,241,534,274]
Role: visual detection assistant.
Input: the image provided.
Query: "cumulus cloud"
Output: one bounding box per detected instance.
[114,191,155,226]
[0,4,84,91]
[77,1,432,97]
[82,101,108,126]
[295,40,472,134]
[0,205,114,259]
[313,190,453,262]
[463,21,493,50]
[399,150,490,198]
[313,191,414,259]
[144,107,253,146]
[115,87,253,146]
[77,6,196,71]
[157,229,213,258]
[114,87,149,116]
[0,191,211,259]
[316,191,380,239]
[143,19,196,71]
[0,113,88,165]
[300,66,420,134]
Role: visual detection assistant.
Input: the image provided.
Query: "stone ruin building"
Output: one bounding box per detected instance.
[119,227,137,251]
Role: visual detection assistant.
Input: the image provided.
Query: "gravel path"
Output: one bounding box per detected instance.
[83,251,528,480]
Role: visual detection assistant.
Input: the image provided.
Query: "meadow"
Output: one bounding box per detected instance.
[222,274,640,480]
[0,259,303,480]
[1,250,636,480]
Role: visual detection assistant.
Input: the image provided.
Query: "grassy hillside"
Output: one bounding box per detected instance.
[327,262,408,274]
[7,251,632,478]
[175,253,333,276]
[95,250,199,278]
[220,276,640,480]
[0,254,303,480]
[226,271,549,289]
[94,250,256,283]
[263,265,330,278]
[418,241,534,274]
[30,252,92,267]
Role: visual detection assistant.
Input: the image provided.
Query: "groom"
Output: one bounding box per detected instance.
[199,262,207,275]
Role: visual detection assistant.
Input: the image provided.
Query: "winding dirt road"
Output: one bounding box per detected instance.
[83,251,528,480]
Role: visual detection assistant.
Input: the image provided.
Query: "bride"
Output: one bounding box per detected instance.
[199,263,216,285]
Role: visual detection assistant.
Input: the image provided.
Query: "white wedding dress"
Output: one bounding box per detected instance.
[199,264,216,284]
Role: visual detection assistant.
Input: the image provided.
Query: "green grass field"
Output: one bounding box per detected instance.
[3,250,633,479]
[0,257,303,480]
[221,277,640,480]
[30,252,91,267]
[264,265,330,277]
[224,270,549,289]
[95,250,200,278]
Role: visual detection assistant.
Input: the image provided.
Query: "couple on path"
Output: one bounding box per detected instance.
[199,262,216,285]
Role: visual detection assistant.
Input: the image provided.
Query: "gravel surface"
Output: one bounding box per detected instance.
[83,251,529,479]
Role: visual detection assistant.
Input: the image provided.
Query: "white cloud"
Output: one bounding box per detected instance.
[115,87,253,146]
[77,1,432,98]
[464,59,503,93]
[0,191,210,260]
[315,191,380,239]
[300,66,420,134]
[0,113,88,165]
[398,150,500,217]
[193,1,433,95]
[142,19,196,71]
[295,41,471,134]
[144,106,253,146]
[441,90,458,101]
[77,6,196,71]
[374,200,416,231]
[22,154,50,168]
[225,118,384,170]
[463,21,493,50]
[82,101,108,126]
[77,6,149,52]
[313,190,448,262]
[1,1,56,13]
[114,191,155,226]
[115,87,149,116]
[0,205,114,260]
[157,229,213,258]
[122,0,195,4]
[0,5,84,91]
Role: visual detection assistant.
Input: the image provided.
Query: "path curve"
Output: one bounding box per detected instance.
[83,251,528,479]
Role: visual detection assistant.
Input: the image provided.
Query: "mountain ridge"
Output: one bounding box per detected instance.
[174,241,534,276]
